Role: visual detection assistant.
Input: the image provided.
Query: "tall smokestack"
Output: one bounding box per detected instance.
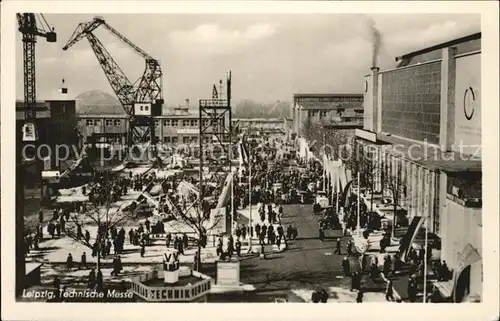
[371,67,380,131]
[368,19,382,68]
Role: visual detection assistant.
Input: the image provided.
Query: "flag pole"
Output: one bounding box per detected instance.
[357,171,361,236]
[336,173,339,214]
[423,215,428,302]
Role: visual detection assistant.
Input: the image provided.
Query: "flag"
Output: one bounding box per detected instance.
[398,216,424,262]
[452,244,482,302]
[339,165,348,190]
[341,179,355,208]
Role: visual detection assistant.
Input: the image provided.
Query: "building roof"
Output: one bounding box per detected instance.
[395,32,481,68]
[294,93,363,98]
[233,118,284,122]
[16,100,49,110]
[376,133,481,173]
[323,122,363,129]
[297,101,363,110]
[77,114,129,118]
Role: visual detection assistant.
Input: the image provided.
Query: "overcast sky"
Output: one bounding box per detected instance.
[15,14,480,105]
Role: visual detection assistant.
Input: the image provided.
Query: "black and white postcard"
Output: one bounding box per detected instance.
[1,1,499,321]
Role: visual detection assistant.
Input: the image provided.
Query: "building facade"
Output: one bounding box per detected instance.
[291,93,364,136]
[355,32,482,302]
[77,107,289,149]
[16,98,77,170]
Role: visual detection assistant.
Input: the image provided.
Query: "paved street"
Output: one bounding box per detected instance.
[238,204,361,299]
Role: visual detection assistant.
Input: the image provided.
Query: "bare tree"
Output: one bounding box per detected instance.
[165,191,224,272]
[355,143,382,214]
[302,122,351,160]
[382,158,406,238]
[65,175,134,270]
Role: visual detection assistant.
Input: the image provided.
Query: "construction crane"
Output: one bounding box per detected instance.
[62,16,163,148]
[17,13,56,136]
[16,12,56,297]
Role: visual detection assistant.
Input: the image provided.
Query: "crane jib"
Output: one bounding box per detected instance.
[62,16,163,147]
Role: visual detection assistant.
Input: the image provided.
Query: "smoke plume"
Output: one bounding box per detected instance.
[367,18,382,68]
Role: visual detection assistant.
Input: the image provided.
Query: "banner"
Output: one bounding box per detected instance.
[452,243,482,302]
[423,169,430,221]
[398,216,424,262]
[216,172,233,209]
[211,207,227,235]
[339,165,348,191]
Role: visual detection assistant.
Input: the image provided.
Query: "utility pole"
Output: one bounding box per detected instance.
[247,124,253,253]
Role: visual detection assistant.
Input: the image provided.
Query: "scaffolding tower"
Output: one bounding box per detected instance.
[198,71,233,205]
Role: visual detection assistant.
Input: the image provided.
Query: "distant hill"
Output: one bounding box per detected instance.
[233,100,290,119]
[75,90,126,115]
[74,91,290,119]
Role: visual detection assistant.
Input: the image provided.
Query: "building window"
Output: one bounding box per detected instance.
[191,136,198,144]
[113,119,121,126]
[183,120,190,127]
[203,120,210,127]
[190,120,198,127]
[105,119,113,126]
[163,120,171,127]
[172,137,179,144]
[319,111,326,118]
[164,136,171,143]
[154,120,159,127]
[171,120,178,127]
[381,62,441,144]
[183,137,190,144]
[86,119,94,126]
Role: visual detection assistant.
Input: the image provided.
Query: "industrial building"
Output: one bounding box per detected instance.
[355,32,482,302]
[291,93,364,136]
[76,90,289,149]
[16,90,78,184]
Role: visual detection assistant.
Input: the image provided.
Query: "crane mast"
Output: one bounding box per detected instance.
[63,16,163,147]
[16,12,57,297]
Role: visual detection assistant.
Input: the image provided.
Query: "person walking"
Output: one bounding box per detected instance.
[342,257,351,277]
[346,240,353,256]
[385,280,395,301]
[88,269,96,289]
[79,252,87,269]
[356,290,363,303]
[66,253,73,271]
[334,238,341,254]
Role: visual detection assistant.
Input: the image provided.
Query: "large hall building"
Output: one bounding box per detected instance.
[355,32,482,302]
